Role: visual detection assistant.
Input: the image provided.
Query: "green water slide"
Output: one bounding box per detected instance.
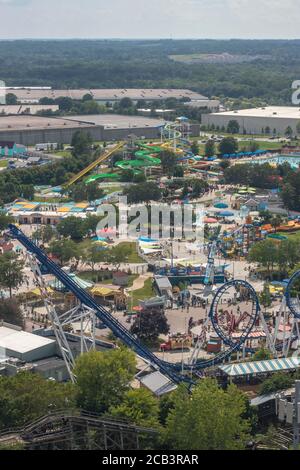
[85,172,121,184]
[85,143,162,184]
[114,144,162,171]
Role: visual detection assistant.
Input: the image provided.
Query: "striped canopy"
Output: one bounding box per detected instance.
[219,357,300,377]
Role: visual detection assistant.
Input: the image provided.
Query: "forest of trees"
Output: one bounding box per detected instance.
[0,39,299,103]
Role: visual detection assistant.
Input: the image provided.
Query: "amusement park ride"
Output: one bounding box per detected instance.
[8,224,300,386]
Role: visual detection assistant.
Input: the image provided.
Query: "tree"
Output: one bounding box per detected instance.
[248,239,278,278]
[259,285,272,312]
[219,137,238,155]
[0,213,14,232]
[285,126,293,138]
[296,121,300,136]
[124,182,161,204]
[219,160,230,170]
[71,130,92,156]
[119,97,133,109]
[191,141,199,155]
[32,225,55,244]
[107,244,132,270]
[252,347,272,362]
[0,298,24,327]
[69,182,104,203]
[109,388,160,428]
[55,96,73,112]
[173,166,184,178]
[227,120,240,134]
[130,308,170,344]
[5,93,17,105]
[0,372,75,430]
[0,252,25,298]
[84,214,103,235]
[49,239,79,265]
[57,216,87,241]
[82,244,107,275]
[259,372,294,396]
[82,93,93,102]
[205,139,215,157]
[162,379,250,450]
[271,215,283,233]
[74,348,136,413]
[160,150,177,176]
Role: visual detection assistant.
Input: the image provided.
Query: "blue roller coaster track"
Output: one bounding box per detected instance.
[285,270,300,320]
[8,225,261,384]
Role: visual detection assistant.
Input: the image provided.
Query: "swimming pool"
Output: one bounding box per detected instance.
[251,154,300,169]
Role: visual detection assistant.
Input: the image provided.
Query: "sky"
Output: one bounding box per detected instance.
[0,0,300,40]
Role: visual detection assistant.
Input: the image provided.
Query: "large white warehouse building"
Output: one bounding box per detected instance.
[202,106,300,135]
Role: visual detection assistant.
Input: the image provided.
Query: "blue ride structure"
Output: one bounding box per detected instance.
[8,224,261,384]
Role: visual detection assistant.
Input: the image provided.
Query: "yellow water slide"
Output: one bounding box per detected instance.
[64,142,124,187]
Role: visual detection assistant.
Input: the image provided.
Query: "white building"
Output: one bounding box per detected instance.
[202,106,300,135]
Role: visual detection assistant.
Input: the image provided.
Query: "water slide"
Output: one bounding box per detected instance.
[115,144,162,171]
[85,143,162,184]
[64,142,124,188]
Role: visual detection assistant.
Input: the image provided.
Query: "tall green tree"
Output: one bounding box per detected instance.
[0,214,14,232]
[219,137,238,155]
[227,120,240,134]
[205,139,215,157]
[57,216,87,241]
[74,348,136,413]
[109,388,160,428]
[163,379,250,450]
[49,239,80,265]
[130,308,170,344]
[0,252,25,298]
[0,372,75,430]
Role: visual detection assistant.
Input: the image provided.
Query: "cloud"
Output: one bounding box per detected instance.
[0,0,299,39]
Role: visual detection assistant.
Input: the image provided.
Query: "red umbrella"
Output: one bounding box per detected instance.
[204,217,218,224]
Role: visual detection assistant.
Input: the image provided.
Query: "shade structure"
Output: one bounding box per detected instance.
[218,211,235,217]
[49,273,94,292]
[204,217,218,224]
[214,202,228,209]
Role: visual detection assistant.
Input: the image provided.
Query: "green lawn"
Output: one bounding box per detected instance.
[54,150,72,158]
[0,160,8,168]
[130,278,154,307]
[117,242,144,263]
[277,231,300,242]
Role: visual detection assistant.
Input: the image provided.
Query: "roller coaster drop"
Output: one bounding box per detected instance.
[8,225,300,384]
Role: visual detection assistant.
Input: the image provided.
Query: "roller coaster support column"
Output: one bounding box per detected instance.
[27,252,76,382]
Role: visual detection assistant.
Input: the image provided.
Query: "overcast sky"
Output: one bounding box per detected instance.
[0,0,300,40]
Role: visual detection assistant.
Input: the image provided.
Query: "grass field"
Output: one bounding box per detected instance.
[130,278,154,307]
[277,231,300,242]
[196,139,283,156]
[0,160,8,168]
[117,242,144,263]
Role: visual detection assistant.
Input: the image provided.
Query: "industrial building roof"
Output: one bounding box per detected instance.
[7,88,206,102]
[66,114,166,129]
[0,115,91,131]
[219,357,300,377]
[210,106,300,119]
[0,326,55,354]
[0,113,166,131]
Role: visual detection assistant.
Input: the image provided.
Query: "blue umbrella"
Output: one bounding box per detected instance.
[214,203,229,209]
[218,211,235,217]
